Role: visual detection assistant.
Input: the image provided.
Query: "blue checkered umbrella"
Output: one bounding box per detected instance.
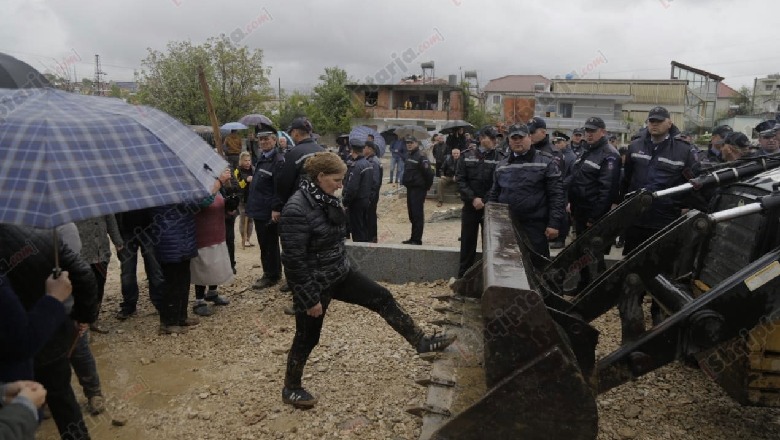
[0,88,228,229]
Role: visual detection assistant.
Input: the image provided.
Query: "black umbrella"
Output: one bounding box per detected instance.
[440,120,474,135]
[380,127,399,145]
[0,52,52,88]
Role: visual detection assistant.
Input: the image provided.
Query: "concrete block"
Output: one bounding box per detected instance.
[346,242,474,284]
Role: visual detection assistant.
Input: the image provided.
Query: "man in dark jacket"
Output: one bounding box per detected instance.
[389,138,407,185]
[436,148,461,207]
[488,124,564,258]
[456,126,506,276]
[431,134,447,177]
[342,140,373,242]
[621,107,700,253]
[274,117,325,215]
[364,141,383,242]
[401,135,434,245]
[115,208,165,319]
[550,135,577,249]
[568,117,622,289]
[248,129,286,290]
[0,224,98,440]
[703,125,732,166]
[570,128,586,157]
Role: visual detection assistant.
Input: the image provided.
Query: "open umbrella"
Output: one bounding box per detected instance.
[349,125,386,157]
[220,122,248,131]
[393,124,430,140]
[0,52,52,89]
[278,131,294,147]
[440,120,474,134]
[0,87,227,230]
[239,113,274,128]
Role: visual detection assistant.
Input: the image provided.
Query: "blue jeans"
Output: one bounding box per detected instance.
[390,155,405,183]
[119,235,164,313]
[70,328,101,399]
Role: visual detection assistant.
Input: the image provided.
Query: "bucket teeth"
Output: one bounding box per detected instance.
[414,377,456,387]
[430,319,462,327]
[405,404,452,418]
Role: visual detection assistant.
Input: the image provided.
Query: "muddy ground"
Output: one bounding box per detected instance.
[36,180,780,439]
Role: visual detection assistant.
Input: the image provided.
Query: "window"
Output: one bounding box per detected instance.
[766,84,774,92]
[558,103,573,118]
[364,91,378,107]
[492,95,501,105]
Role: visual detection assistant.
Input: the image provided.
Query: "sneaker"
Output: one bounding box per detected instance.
[283,306,296,316]
[549,240,565,250]
[282,387,318,408]
[87,395,105,415]
[416,332,457,354]
[205,292,230,305]
[402,239,422,245]
[89,323,109,334]
[158,324,186,335]
[115,310,137,320]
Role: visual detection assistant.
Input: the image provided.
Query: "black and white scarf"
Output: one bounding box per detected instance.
[300,178,346,225]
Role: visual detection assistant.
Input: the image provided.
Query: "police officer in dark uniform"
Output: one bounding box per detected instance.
[570,128,586,157]
[755,120,779,156]
[456,126,506,276]
[275,117,325,211]
[703,125,733,166]
[342,139,373,242]
[248,129,286,290]
[568,117,621,289]
[487,124,564,258]
[401,135,434,245]
[550,133,577,249]
[364,141,383,242]
[621,107,700,253]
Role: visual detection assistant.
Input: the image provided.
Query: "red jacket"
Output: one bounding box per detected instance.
[195,194,226,249]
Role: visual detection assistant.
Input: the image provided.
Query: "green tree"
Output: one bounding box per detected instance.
[110,84,122,98]
[274,90,313,132]
[463,86,499,128]
[308,67,362,135]
[734,86,753,115]
[137,35,272,125]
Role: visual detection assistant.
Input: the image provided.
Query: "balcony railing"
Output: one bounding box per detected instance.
[362,108,464,121]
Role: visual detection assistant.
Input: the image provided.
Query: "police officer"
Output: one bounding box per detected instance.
[755,120,779,156]
[721,132,753,161]
[488,124,564,258]
[401,136,434,245]
[568,117,621,289]
[704,125,733,166]
[248,129,286,290]
[621,107,700,253]
[363,140,383,242]
[456,126,506,277]
[570,128,586,156]
[550,134,577,249]
[342,139,373,242]
[336,133,350,162]
[274,117,325,212]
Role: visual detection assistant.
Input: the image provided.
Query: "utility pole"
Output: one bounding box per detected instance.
[198,65,224,158]
[278,78,282,115]
[94,54,106,96]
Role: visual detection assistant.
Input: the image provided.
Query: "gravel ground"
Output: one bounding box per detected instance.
[35,181,780,439]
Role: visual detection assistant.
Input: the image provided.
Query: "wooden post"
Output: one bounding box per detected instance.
[198,65,223,157]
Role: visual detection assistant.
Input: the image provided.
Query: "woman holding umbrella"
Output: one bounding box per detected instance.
[278,152,456,408]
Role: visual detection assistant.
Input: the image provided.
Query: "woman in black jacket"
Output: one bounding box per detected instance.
[278,152,456,408]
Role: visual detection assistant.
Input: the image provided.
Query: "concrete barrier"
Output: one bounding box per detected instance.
[346,242,475,284]
[346,241,622,285]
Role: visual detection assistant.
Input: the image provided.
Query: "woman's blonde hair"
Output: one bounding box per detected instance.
[303,152,347,180]
[239,151,251,161]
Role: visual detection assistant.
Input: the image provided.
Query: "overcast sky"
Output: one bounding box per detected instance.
[3,0,779,93]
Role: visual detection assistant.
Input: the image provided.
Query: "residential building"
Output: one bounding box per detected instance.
[753,74,780,114]
[346,77,464,133]
[534,90,632,135]
[483,75,551,123]
[715,82,741,118]
[550,78,688,134]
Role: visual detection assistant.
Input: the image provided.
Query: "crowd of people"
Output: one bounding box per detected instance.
[4,105,778,439]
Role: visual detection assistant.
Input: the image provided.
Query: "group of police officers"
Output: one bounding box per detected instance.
[245,110,780,295]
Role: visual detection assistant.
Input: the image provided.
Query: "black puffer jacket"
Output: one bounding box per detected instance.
[0,224,98,364]
[569,137,622,223]
[279,186,351,310]
[456,147,506,202]
[488,149,565,230]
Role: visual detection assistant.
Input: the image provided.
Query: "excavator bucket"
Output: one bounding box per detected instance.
[410,204,599,440]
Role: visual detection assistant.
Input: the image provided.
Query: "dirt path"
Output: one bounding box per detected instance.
[35,179,780,439]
